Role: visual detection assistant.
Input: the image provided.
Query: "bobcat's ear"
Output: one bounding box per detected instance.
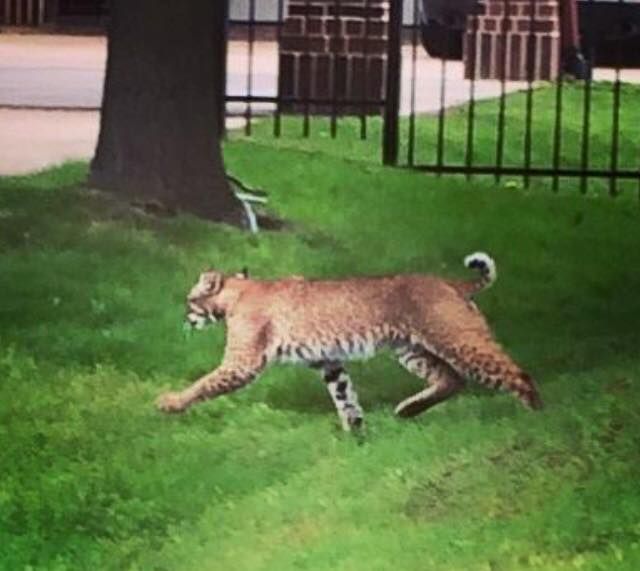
[236,267,249,279]
[202,270,224,294]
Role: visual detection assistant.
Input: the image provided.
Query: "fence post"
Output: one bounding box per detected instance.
[383,0,403,166]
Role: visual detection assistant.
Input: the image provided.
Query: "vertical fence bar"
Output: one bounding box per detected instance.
[551,82,563,192]
[244,0,256,135]
[302,0,311,137]
[382,0,403,165]
[330,0,341,138]
[216,0,229,139]
[37,0,45,25]
[360,0,370,140]
[580,0,595,193]
[523,0,536,189]
[464,5,479,179]
[609,0,623,196]
[360,0,371,141]
[274,0,284,137]
[551,26,563,192]
[407,0,419,167]
[494,0,510,183]
[435,29,449,174]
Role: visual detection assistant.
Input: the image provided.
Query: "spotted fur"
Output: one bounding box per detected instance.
[157,253,542,428]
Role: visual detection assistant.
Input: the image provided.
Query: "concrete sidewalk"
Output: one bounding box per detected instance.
[0,108,98,175]
[0,107,246,176]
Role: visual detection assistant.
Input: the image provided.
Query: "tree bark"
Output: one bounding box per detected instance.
[90,0,244,225]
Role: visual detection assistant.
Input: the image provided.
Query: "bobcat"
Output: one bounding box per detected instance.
[157,253,542,430]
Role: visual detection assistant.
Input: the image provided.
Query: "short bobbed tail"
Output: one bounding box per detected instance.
[463,252,497,294]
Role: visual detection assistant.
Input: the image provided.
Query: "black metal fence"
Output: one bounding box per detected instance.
[0,0,108,26]
[0,0,46,25]
[222,0,403,155]
[223,0,640,195]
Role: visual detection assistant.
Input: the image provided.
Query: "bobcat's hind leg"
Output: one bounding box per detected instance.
[319,363,364,431]
[395,349,464,417]
[430,338,543,410]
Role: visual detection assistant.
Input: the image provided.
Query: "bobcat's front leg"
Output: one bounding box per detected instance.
[158,319,272,414]
[157,355,266,413]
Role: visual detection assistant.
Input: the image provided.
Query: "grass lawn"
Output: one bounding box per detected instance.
[2,85,640,570]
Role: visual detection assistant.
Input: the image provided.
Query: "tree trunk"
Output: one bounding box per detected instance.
[90,0,244,225]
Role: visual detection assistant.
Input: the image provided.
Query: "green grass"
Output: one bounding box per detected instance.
[2,88,640,570]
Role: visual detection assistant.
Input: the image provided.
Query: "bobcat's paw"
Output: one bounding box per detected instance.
[156,392,187,413]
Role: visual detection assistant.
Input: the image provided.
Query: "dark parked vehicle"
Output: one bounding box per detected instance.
[580,0,640,66]
[419,0,475,60]
[419,0,640,67]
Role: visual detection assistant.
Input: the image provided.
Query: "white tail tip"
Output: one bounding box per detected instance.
[464,252,497,286]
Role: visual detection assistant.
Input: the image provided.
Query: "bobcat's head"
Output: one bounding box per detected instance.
[185,267,248,330]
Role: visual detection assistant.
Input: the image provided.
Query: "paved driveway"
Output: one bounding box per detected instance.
[0,34,530,113]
